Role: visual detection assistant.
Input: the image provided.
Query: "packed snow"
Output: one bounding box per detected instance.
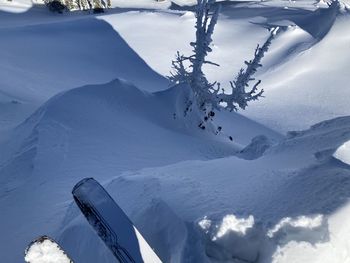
[25,237,72,263]
[1,0,350,263]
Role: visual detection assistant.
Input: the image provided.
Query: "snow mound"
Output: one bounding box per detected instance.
[57,114,350,262]
[1,2,350,262]
[25,238,71,263]
[0,78,280,262]
[334,140,350,165]
[273,116,350,162]
[243,12,350,132]
[238,135,273,160]
[0,15,169,130]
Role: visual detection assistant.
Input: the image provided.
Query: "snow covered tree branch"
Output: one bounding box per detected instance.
[45,0,110,12]
[168,51,191,84]
[217,27,280,111]
[169,0,279,132]
[169,0,221,112]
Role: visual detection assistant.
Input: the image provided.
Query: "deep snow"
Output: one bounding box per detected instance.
[58,114,350,263]
[0,1,350,263]
[0,78,281,263]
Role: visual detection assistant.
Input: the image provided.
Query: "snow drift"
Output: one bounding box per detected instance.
[0,15,168,130]
[0,78,280,262]
[334,140,350,165]
[58,113,350,262]
[1,1,350,263]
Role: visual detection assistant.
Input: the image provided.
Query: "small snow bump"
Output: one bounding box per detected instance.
[25,239,71,263]
[333,140,350,165]
[268,214,324,238]
[213,214,255,240]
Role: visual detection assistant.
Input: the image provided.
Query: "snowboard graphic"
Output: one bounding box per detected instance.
[72,178,162,263]
[24,235,73,263]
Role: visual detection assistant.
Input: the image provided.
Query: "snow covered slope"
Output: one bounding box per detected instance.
[0,78,280,263]
[0,14,168,130]
[1,0,348,132]
[0,1,350,262]
[98,2,350,132]
[59,115,350,263]
[245,12,350,132]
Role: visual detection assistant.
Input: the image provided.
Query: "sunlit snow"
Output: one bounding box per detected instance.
[1,1,350,263]
[334,140,350,165]
[25,239,71,263]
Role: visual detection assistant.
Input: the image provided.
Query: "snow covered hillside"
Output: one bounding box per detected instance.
[0,0,350,263]
[60,115,350,263]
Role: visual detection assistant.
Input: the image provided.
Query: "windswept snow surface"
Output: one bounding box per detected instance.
[1,1,350,263]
